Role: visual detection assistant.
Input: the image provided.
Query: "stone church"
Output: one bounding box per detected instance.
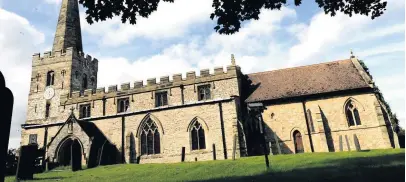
[20,0,399,168]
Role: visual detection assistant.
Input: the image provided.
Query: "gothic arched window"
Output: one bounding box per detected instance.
[82,74,88,89]
[345,100,362,126]
[46,71,55,86]
[191,121,206,150]
[140,119,160,155]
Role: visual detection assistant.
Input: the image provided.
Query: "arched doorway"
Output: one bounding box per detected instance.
[293,130,304,153]
[57,138,82,171]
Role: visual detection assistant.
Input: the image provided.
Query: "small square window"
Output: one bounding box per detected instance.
[79,104,91,119]
[29,134,37,144]
[198,85,211,101]
[155,91,168,107]
[117,98,130,113]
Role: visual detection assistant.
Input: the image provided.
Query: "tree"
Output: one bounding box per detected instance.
[358,60,404,135]
[79,0,387,35]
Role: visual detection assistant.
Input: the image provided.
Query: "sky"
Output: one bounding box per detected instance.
[0,0,404,149]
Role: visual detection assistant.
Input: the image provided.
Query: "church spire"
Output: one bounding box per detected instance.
[52,0,83,52]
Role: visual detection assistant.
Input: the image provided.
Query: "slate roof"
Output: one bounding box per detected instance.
[245,59,372,103]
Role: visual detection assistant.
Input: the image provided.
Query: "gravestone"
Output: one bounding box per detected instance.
[0,72,14,182]
[181,147,185,162]
[16,144,38,180]
[212,144,216,160]
[339,135,343,152]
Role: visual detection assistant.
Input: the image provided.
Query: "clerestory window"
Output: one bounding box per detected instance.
[117,98,130,113]
[155,91,168,107]
[198,85,211,101]
[79,104,91,119]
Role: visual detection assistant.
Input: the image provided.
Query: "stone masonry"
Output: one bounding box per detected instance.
[20,0,398,168]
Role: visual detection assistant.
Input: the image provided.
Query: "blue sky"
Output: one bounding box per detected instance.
[0,0,404,149]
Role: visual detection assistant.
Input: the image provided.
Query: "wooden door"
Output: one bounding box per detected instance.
[294,131,304,153]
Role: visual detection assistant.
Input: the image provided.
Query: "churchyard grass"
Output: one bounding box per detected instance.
[6,149,404,182]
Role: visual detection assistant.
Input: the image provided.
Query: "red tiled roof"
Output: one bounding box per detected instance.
[245,59,372,103]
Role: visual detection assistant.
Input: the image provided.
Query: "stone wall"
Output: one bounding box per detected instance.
[22,60,243,165]
[26,48,98,126]
[261,92,395,154]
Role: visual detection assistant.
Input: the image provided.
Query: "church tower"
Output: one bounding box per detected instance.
[25,0,98,127]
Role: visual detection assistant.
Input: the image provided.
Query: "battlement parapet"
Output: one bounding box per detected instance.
[173,74,182,82]
[84,89,94,96]
[134,81,143,88]
[147,78,156,86]
[200,69,210,77]
[32,47,98,67]
[108,85,117,93]
[121,83,131,91]
[96,87,105,94]
[61,64,241,105]
[160,76,170,84]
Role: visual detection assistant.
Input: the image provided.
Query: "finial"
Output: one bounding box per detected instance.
[350,49,355,58]
[231,54,236,65]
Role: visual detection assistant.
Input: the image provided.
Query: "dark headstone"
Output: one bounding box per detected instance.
[0,71,14,182]
[353,134,361,151]
[212,144,216,160]
[16,144,38,180]
[181,147,185,162]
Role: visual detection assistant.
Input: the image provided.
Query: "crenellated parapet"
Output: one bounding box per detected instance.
[76,51,98,70]
[61,64,241,105]
[32,47,98,68]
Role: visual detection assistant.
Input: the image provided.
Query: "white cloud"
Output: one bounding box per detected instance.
[0,8,45,149]
[93,7,297,88]
[81,0,213,47]
[3,0,404,150]
[44,0,61,5]
[357,42,405,58]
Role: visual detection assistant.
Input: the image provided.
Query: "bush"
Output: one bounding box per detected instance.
[5,148,18,176]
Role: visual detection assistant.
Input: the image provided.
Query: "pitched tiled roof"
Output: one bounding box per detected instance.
[245,59,372,103]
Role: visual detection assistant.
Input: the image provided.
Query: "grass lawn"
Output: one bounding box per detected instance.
[6,149,405,182]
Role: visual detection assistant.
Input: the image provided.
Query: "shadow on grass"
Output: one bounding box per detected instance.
[191,153,405,182]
